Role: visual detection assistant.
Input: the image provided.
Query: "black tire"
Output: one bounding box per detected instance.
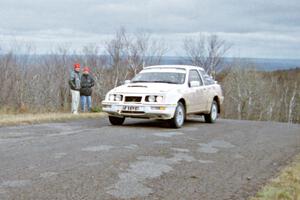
[109,116,125,125]
[169,102,186,128]
[204,100,218,123]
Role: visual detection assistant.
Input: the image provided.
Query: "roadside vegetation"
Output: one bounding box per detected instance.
[0,113,105,126]
[219,67,300,123]
[251,154,300,200]
[0,27,299,123]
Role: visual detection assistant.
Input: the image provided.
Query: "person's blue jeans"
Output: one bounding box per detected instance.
[81,96,92,112]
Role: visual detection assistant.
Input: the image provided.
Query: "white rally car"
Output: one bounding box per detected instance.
[102,65,224,128]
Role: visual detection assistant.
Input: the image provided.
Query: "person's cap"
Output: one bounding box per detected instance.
[83,66,90,72]
[74,63,81,69]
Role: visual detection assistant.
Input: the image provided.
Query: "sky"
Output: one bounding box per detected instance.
[0,0,300,58]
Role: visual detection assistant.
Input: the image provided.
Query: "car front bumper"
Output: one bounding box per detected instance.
[102,101,177,120]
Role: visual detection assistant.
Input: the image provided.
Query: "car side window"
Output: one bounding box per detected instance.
[188,70,203,86]
[199,70,214,85]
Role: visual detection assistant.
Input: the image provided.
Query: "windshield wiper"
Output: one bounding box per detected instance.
[131,80,151,83]
[150,81,178,84]
[132,80,179,84]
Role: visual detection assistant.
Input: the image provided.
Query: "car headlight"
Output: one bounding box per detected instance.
[146,95,164,103]
[148,95,156,102]
[156,96,163,103]
[115,94,122,101]
[109,94,115,101]
[108,94,123,101]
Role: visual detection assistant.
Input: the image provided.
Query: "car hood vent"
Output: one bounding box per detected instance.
[127,85,147,88]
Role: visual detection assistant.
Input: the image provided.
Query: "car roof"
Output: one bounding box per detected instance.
[143,65,205,72]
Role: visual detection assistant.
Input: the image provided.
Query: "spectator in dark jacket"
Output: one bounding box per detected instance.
[69,63,81,114]
[80,66,94,112]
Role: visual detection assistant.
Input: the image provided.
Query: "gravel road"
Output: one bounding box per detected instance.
[0,117,299,200]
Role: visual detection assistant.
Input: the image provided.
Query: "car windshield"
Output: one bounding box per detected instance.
[131,72,186,84]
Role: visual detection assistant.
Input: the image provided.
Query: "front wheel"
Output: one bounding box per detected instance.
[109,116,125,125]
[169,102,185,128]
[204,100,218,123]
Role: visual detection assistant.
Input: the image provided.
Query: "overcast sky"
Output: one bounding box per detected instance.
[0,0,300,58]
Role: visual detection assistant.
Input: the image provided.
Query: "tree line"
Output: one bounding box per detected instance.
[0,28,299,123]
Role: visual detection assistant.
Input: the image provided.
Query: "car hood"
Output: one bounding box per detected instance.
[110,83,180,94]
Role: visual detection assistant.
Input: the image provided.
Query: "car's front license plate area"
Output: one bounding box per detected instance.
[122,106,141,111]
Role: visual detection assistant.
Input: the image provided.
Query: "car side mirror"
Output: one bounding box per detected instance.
[189,81,200,87]
[124,80,131,84]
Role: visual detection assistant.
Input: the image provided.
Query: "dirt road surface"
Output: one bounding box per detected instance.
[0,117,299,200]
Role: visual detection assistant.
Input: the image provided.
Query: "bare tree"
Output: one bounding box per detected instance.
[288,82,297,123]
[105,27,168,86]
[221,59,300,124]
[222,60,268,120]
[183,34,231,77]
[105,27,128,88]
[124,31,168,79]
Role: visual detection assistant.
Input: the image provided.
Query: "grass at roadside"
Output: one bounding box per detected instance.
[0,112,106,126]
[250,154,300,200]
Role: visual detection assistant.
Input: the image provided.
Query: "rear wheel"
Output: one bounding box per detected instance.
[204,100,218,123]
[109,116,125,125]
[169,102,185,128]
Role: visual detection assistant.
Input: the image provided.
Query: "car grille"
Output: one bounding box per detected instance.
[125,96,142,103]
[121,111,145,114]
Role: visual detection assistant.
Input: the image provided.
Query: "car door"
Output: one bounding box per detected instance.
[198,70,213,112]
[185,69,206,113]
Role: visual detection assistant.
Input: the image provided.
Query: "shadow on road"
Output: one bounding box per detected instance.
[120,117,206,129]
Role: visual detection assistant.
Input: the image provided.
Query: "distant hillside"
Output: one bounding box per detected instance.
[2,54,300,71]
[160,56,300,71]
